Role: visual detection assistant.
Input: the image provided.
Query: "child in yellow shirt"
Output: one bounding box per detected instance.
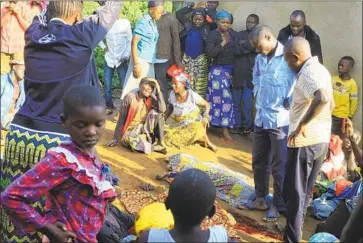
[332,56,358,136]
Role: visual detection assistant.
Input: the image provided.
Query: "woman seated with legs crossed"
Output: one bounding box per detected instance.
[164,72,217,152]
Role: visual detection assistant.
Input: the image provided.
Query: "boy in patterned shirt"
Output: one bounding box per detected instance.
[331,56,358,137]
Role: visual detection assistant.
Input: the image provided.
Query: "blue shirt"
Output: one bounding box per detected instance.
[252,41,296,129]
[185,27,204,59]
[134,14,159,63]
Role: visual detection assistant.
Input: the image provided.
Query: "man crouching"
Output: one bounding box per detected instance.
[104,77,167,154]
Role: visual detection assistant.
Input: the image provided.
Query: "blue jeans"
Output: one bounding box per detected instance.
[232,84,253,129]
[104,61,128,108]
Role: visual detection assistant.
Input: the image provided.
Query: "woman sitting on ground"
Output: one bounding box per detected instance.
[164,70,217,152]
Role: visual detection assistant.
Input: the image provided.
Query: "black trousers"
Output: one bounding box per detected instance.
[154,61,170,104]
[97,204,135,243]
[284,142,328,243]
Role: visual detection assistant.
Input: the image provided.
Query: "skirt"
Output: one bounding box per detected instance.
[1,124,69,243]
[121,58,155,100]
[164,110,206,148]
[206,65,235,128]
[182,53,209,99]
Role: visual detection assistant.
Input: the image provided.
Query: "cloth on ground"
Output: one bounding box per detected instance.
[315,200,350,239]
[117,189,241,240]
[134,202,174,237]
[166,153,257,209]
[312,179,362,220]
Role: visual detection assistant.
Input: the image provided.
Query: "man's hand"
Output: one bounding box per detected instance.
[133,64,141,78]
[288,123,307,147]
[42,222,76,243]
[346,118,354,138]
[104,139,118,147]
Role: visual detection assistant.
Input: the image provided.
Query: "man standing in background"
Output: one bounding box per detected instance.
[154,1,182,103]
[278,10,323,64]
[99,17,132,114]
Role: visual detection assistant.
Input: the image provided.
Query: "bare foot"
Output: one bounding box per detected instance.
[154,145,167,155]
[252,197,268,211]
[222,128,234,143]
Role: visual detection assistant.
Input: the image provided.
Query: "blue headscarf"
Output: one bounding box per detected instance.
[216,10,232,22]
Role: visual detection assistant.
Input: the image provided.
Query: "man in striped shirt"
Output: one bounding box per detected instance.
[283,37,334,243]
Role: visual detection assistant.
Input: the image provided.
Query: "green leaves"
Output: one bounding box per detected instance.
[83,1,173,88]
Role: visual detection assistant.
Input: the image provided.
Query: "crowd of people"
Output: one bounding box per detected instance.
[0,1,361,243]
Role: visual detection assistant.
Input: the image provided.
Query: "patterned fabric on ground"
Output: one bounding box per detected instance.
[207,65,235,128]
[165,109,206,148]
[0,124,69,243]
[166,153,255,209]
[309,232,339,243]
[182,53,209,98]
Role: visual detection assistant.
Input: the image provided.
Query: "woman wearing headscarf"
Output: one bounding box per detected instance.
[205,10,240,143]
[176,5,210,98]
[164,69,217,152]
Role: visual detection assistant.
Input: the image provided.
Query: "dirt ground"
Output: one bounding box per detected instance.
[97,112,319,242]
[0,105,320,243]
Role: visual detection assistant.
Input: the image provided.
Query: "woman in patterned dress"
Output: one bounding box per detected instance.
[206,10,240,143]
[176,4,211,98]
[164,72,217,152]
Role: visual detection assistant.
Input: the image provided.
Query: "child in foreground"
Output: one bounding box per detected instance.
[137,168,234,242]
[0,85,120,243]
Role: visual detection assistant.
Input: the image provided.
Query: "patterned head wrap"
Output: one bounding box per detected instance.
[172,72,190,89]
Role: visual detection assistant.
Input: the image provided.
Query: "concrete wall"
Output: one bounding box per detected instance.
[219,1,362,133]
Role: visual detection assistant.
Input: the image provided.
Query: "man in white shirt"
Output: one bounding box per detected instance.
[99,17,132,113]
[282,37,334,243]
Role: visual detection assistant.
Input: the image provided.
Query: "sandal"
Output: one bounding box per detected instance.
[263,206,281,222]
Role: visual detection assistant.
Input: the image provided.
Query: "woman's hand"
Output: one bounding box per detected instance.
[221,32,229,47]
[202,117,210,128]
[133,64,141,78]
[104,139,118,147]
[42,222,76,243]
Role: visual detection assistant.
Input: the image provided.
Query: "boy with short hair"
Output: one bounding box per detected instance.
[138,169,233,242]
[332,56,358,136]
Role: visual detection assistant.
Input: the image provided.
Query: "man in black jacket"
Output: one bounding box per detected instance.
[231,14,259,135]
[154,1,182,103]
[277,10,323,64]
